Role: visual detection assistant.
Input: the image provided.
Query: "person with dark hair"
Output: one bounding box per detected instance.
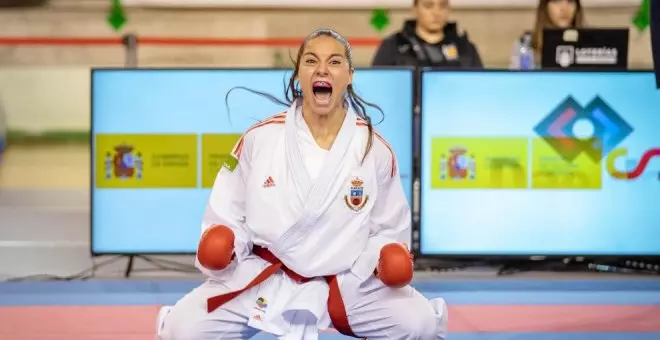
[157,28,448,340]
[371,0,483,68]
[510,0,585,69]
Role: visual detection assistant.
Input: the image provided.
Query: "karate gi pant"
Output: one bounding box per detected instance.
[158,263,447,340]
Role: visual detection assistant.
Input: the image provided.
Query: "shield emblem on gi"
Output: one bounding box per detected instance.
[344,177,369,212]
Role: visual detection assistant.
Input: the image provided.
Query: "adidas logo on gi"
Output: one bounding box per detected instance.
[263,176,275,188]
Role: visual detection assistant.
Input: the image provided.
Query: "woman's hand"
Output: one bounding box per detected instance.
[375,243,413,288]
[197,225,236,270]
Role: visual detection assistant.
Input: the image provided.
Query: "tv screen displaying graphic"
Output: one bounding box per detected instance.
[420,70,660,256]
[92,68,413,254]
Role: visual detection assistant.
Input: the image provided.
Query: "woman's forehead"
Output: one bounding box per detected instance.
[303,36,347,57]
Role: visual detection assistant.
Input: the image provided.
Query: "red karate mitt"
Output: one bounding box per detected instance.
[197,225,235,270]
[376,243,414,288]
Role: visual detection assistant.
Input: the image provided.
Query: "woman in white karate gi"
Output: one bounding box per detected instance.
[157,28,448,340]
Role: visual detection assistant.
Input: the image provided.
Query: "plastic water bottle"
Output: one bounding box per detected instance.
[519,34,535,70]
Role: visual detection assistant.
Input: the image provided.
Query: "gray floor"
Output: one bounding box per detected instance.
[0,188,201,280]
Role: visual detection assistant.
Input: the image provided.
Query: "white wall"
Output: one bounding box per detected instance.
[0,4,652,68]
[0,67,91,132]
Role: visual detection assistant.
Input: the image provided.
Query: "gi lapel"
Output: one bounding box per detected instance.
[284,100,313,203]
[272,101,358,254]
[304,105,356,217]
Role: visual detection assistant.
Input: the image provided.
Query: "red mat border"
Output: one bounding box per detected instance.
[0,305,659,334]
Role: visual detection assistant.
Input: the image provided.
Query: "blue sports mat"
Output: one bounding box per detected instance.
[1,279,659,306]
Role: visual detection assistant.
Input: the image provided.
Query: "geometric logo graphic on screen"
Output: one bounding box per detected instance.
[533,96,633,162]
[105,143,143,180]
[606,147,660,181]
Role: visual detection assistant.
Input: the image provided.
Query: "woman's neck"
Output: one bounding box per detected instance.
[302,102,346,150]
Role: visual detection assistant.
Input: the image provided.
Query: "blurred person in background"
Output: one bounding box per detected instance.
[510,0,585,69]
[371,0,483,68]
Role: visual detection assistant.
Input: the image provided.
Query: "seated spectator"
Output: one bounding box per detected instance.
[371,0,483,68]
[510,0,585,69]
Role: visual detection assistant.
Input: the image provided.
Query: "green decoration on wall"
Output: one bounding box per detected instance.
[108,0,127,32]
[370,9,391,33]
[273,50,286,68]
[632,0,650,32]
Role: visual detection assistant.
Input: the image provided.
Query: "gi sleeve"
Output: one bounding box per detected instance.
[351,149,411,282]
[195,134,254,276]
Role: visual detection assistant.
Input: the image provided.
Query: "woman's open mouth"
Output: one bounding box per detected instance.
[312,80,333,105]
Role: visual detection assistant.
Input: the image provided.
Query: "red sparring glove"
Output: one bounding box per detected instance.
[376,243,414,288]
[196,225,235,270]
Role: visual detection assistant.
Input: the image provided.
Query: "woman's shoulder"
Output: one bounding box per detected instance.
[235,111,287,159]
[243,112,287,139]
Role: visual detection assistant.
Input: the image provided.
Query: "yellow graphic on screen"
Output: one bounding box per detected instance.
[431,137,528,189]
[201,134,242,188]
[531,138,601,189]
[96,134,198,188]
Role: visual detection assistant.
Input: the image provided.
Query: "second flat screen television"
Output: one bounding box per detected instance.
[420,70,660,257]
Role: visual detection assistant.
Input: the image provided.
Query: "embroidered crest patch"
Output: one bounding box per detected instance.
[344,177,369,212]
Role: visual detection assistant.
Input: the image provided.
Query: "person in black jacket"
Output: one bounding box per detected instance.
[371,0,483,68]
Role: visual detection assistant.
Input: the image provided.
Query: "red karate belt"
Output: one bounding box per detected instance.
[206,245,358,338]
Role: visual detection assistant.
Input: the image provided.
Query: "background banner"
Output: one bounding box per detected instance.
[95,134,198,189]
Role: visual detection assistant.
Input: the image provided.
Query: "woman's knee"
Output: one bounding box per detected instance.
[429,297,448,339]
[394,303,439,339]
[345,280,447,339]
[384,292,445,340]
[160,303,255,340]
[159,302,208,340]
[159,283,253,340]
